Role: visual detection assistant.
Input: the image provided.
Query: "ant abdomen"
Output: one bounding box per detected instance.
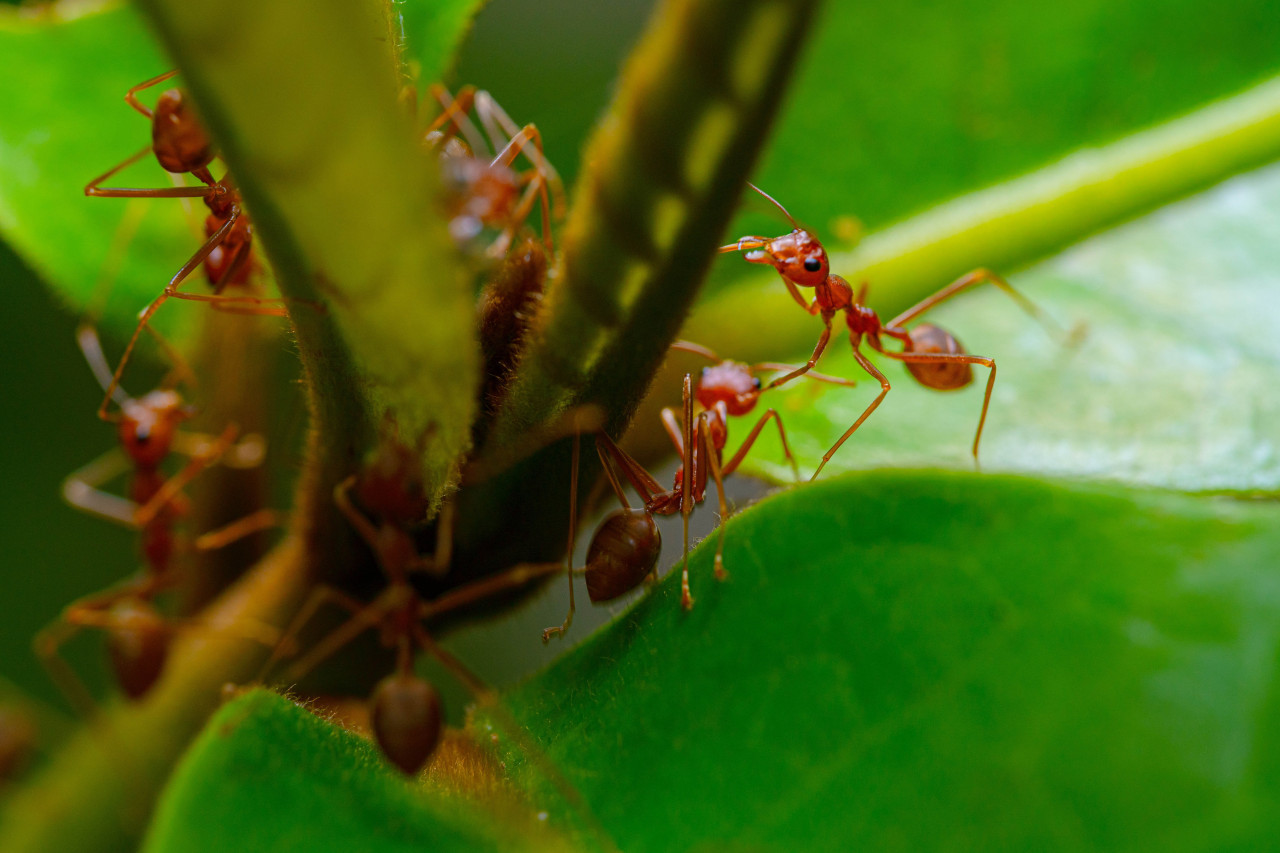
[152,89,214,177]
[370,672,443,775]
[904,323,973,390]
[585,510,662,604]
[105,599,169,700]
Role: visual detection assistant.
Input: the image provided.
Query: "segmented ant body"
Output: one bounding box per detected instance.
[266,431,566,775]
[720,183,1056,479]
[419,85,566,258]
[85,70,292,413]
[36,325,273,708]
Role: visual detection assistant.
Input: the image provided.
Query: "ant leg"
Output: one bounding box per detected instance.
[278,587,397,685]
[408,499,455,578]
[764,316,833,391]
[32,587,137,718]
[194,509,283,551]
[722,408,800,483]
[424,85,485,154]
[76,324,130,409]
[63,449,136,527]
[424,561,566,622]
[595,438,634,510]
[543,432,580,642]
[172,430,266,469]
[97,212,239,418]
[332,475,380,549]
[84,144,214,198]
[133,424,239,527]
[255,583,369,683]
[659,407,686,456]
[475,93,566,219]
[884,350,997,461]
[811,345,891,482]
[124,70,179,118]
[754,362,857,390]
[679,376,695,610]
[887,268,1062,339]
[670,340,722,362]
[697,416,732,581]
[595,432,665,505]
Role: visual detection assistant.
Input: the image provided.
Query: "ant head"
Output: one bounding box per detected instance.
[697,362,760,417]
[118,389,190,468]
[746,229,829,287]
[357,436,431,526]
[151,88,214,176]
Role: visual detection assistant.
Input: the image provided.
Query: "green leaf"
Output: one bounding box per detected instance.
[143,690,572,853]
[504,471,1280,851]
[724,160,1280,492]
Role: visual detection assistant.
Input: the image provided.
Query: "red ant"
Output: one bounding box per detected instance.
[84,70,296,415]
[720,183,1059,479]
[541,343,857,631]
[262,429,568,775]
[35,324,277,712]
[418,85,566,258]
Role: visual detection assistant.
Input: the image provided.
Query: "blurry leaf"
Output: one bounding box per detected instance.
[722,0,1280,277]
[504,471,1280,851]
[0,3,196,338]
[728,161,1280,493]
[397,0,487,83]
[143,690,572,853]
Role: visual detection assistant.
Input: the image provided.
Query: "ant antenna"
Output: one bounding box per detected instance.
[747,182,802,230]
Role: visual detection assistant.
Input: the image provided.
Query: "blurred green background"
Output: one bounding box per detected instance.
[3,0,1279,742]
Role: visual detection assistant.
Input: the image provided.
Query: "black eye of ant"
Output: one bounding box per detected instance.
[752,377,762,390]
[803,258,822,272]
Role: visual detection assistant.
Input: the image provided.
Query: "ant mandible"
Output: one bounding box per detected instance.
[36,324,277,712]
[418,84,566,258]
[720,183,1058,479]
[84,70,296,415]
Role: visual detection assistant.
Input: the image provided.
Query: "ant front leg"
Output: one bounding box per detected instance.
[62,448,137,527]
[764,313,834,392]
[811,340,892,482]
[474,92,566,219]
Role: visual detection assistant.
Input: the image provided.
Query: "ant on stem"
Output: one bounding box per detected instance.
[84,70,302,415]
[418,84,566,258]
[720,183,1061,479]
[35,324,279,712]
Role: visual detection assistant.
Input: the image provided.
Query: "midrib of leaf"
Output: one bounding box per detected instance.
[682,72,1280,360]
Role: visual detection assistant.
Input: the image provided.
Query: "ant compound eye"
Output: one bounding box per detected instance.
[752,377,762,390]
[803,258,822,272]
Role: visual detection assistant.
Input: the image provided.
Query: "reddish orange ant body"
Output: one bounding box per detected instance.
[419,85,565,258]
[36,325,274,709]
[265,430,568,775]
[720,183,1056,479]
[85,70,292,412]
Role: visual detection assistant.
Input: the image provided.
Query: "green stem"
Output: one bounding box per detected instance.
[133,0,480,582]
